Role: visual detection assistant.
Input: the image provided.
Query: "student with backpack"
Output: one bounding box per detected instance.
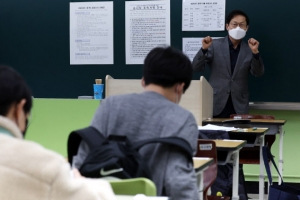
[0,66,116,200]
[72,46,200,200]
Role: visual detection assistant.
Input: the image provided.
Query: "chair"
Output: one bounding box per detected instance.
[230,114,276,164]
[109,178,157,196]
[195,140,230,200]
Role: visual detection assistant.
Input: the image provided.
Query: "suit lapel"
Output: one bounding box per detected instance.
[232,41,247,78]
[220,36,231,76]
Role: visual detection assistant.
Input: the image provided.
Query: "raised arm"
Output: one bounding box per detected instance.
[192,36,213,72]
[248,38,264,77]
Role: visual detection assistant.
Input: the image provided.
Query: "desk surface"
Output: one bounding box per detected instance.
[213,140,246,150]
[193,157,213,170]
[230,128,269,135]
[203,118,286,125]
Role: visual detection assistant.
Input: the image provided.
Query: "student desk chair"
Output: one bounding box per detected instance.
[110,161,212,199]
[196,139,246,200]
[109,178,156,196]
[193,157,214,200]
[202,118,272,200]
[202,117,286,186]
[195,139,232,200]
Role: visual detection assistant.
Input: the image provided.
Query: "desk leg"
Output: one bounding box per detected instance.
[198,171,204,200]
[278,126,284,184]
[259,136,265,200]
[196,167,209,200]
[232,150,239,200]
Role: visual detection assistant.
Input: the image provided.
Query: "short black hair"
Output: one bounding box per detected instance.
[0,65,32,116]
[143,46,193,92]
[226,10,249,25]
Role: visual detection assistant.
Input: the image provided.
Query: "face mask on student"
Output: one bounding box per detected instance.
[228,26,246,40]
[22,118,29,137]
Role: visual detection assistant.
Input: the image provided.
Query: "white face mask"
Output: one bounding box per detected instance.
[175,90,179,104]
[228,26,246,40]
[175,86,181,104]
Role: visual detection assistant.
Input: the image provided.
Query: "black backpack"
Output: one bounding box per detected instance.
[68,126,193,179]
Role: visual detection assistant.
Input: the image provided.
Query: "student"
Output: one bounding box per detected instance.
[73,46,200,200]
[0,66,116,200]
[192,10,264,118]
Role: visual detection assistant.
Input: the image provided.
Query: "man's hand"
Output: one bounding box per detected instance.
[202,36,212,50]
[248,38,260,54]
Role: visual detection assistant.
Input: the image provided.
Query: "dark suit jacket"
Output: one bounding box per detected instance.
[192,36,264,116]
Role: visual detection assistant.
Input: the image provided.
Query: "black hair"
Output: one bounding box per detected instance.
[226,10,250,25]
[0,65,32,116]
[143,46,193,92]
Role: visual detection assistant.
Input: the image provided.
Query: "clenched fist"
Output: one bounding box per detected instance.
[202,36,213,50]
[248,38,259,54]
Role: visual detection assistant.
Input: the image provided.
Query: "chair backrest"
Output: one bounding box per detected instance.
[105,75,213,125]
[230,114,275,120]
[195,139,218,200]
[109,178,157,196]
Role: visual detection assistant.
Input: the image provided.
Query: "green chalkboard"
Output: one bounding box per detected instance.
[1,0,300,101]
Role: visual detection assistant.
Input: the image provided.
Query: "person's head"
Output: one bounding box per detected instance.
[142,46,193,103]
[226,10,249,40]
[0,65,32,136]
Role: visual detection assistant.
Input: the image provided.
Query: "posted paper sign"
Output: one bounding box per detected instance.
[182,37,222,61]
[125,1,170,64]
[70,2,114,65]
[182,0,225,31]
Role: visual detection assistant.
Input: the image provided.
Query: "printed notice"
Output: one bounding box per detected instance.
[125,1,170,64]
[70,2,113,65]
[182,37,222,61]
[182,0,225,31]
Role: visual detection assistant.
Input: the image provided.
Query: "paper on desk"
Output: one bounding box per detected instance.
[198,124,237,131]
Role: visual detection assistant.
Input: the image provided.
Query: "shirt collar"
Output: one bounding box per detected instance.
[0,127,14,137]
[228,37,241,50]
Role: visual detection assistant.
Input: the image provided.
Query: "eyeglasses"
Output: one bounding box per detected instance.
[229,22,247,29]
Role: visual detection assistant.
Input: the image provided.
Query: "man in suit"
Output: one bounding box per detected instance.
[193,10,264,199]
[192,10,264,118]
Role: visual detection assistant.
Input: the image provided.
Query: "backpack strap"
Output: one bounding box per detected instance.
[67,126,104,164]
[262,146,284,185]
[132,137,194,161]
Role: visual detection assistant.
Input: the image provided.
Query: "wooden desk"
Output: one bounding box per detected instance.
[229,128,268,147]
[202,119,284,200]
[193,157,214,200]
[203,118,286,184]
[213,140,246,200]
[194,157,214,170]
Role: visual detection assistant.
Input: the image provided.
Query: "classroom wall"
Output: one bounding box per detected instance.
[1,0,300,102]
[26,99,99,156]
[26,99,300,183]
